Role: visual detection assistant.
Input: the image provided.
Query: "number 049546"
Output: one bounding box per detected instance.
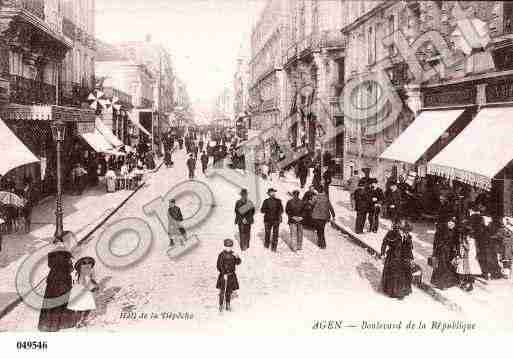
[16,341,47,350]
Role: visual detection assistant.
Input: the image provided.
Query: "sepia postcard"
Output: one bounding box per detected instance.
[1,0,513,356]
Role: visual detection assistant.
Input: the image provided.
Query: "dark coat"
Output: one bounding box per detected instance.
[38,250,75,332]
[369,187,384,208]
[285,197,305,224]
[216,250,241,292]
[385,189,402,210]
[260,197,283,223]
[200,154,209,165]
[430,225,458,289]
[186,158,196,170]
[235,198,255,225]
[168,206,183,221]
[354,187,371,213]
[380,230,413,299]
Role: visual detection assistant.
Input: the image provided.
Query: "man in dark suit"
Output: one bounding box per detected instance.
[234,188,255,251]
[260,188,283,252]
[168,199,185,246]
[354,183,371,234]
[385,182,402,223]
[368,179,384,233]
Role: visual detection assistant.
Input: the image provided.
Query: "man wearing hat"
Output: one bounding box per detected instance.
[168,199,185,246]
[286,190,305,251]
[260,188,284,252]
[216,239,241,312]
[186,153,196,179]
[354,182,371,234]
[234,188,255,251]
[358,167,374,188]
[385,181,402,223]
[368,179,384,233]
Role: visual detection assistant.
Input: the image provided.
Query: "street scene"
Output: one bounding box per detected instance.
[2,0,513,337]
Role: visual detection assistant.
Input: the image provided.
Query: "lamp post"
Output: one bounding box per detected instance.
[51,119,66,239]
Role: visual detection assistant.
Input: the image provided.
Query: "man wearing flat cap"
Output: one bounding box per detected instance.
[234,188,255,251]
[260,188,283,252]
[216,239,241,312]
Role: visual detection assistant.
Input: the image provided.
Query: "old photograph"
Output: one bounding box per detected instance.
[1,1,513,350]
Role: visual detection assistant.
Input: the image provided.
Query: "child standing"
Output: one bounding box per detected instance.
[216,239,241,312]
[67,256,98,328]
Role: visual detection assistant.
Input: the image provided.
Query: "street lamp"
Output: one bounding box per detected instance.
[51,119,66,239]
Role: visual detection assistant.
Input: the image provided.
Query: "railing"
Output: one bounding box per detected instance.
[9,75,56,105]
[20,0,45,20]
[319,30,346,49]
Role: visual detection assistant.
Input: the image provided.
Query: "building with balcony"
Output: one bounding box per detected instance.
[248,0,285,135]
[95,39,155,145]
[0,0,96,197]
[281,0,346,178]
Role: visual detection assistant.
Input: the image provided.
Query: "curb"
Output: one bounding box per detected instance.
[329,220,463,313]
[0,161,165,322]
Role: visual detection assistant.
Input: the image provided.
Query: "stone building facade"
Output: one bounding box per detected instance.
[248,0,285,134]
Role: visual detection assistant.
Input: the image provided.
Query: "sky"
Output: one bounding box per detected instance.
[95,0,265,110]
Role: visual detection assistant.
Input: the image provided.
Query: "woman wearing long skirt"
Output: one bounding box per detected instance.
[380,220,414,300]
[430,221,458,290]
[455,223,482,291]
[38,231,76,331]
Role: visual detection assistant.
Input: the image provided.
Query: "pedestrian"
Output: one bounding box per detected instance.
[354,182,370,234]
[67,256,99,328]
[470,207,500,280]
[302,186,317,229]
[234,188,255,251]
[200,151,209,174]
[312,163,322,192]
[260,188,283,252]
[311,186,335,249]
[186,153,196,179]
[347,170,359,210]
[429,221,459,290]
[168,199,186,246]
[322,167,333,197]
[454,220,482,291]
[38,231,77,332]
[216,239,241,312]
[489,217,513,279]
[286,190,305,251]
[368,179,384,233]
[22,179,33,233]
[358,167,374,188]
[297,158,309,189]
[380,220,414,300]
[385,182,402,223]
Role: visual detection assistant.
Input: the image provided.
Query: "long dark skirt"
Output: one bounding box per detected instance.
[381,257,412,299]
[38,277,75,331]
[430,250,458,290]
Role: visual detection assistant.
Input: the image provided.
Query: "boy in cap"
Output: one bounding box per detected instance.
[216,239,241,312]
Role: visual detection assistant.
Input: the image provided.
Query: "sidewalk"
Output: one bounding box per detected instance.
[0,158,163,318]
[270,171,513,317]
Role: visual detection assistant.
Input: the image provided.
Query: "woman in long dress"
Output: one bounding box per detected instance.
[380,220,414,300]
[38,231,77,331]
[430,221,458,290]
[455,222,482,291]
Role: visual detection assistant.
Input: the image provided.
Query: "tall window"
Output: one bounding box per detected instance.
[368,26,375,64]
[9,51,23,76]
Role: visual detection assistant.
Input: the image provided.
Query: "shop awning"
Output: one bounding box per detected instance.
[127,111,151,137]
[428,107,513,190]
[95,118,123,148]
[379,109,465,164]
[0,118,39,175]
[81,130,114,153]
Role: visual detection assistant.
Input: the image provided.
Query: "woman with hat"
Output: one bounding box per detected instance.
[67,256,98,327]
[38,231,77,331]
[380,219,414,300]
[430,220,459,290]
[216,239,241,312]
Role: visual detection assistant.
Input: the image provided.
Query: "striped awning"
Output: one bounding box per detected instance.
[0,117,39,175]
[95,118,123,148]
[428,107,513,190]
[81,130,114,153]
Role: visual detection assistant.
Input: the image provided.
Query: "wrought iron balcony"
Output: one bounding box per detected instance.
[319,30,346,50]
[20,0,45,20]
[9,75,56,105]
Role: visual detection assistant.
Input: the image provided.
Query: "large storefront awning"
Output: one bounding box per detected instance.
[428,107,513,190]
[127,111,151,137]
[95,118,123,148]
[81,130,114,153]
[0,117,39,175]
[379,109,465,164]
